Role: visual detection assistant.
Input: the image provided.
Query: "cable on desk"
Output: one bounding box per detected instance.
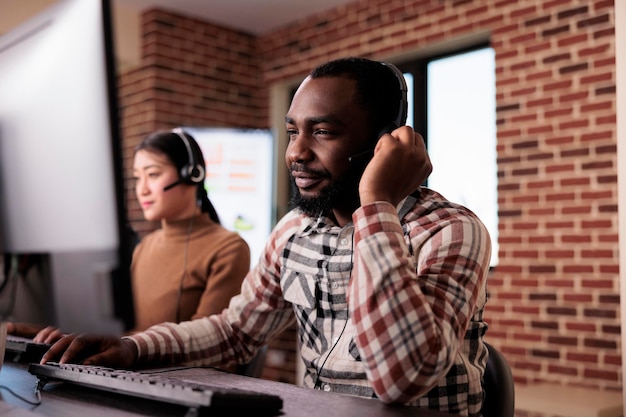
[0,383,42,406]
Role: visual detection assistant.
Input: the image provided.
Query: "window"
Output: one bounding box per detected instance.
[400,46,498,267]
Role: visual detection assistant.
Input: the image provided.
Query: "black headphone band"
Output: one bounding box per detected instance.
[171,127,205,184]
[380,62,409,129]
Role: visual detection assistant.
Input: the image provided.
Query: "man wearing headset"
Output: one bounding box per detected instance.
[43,57,492,417]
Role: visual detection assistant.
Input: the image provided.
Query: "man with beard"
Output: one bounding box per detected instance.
[42,57,492,416]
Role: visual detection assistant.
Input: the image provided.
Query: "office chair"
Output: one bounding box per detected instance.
[236,345,268,378]
[481,342,515,417]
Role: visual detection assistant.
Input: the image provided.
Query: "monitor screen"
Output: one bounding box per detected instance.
[0,0,134,334]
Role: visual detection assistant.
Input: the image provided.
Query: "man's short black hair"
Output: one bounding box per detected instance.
[310,57,404,139]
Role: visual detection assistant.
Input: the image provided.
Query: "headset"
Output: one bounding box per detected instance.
[164,128,205,191]
[380,61,409,132]
[348,61,409,164]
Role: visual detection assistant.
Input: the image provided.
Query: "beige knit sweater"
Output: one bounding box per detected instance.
[130,214,250,332]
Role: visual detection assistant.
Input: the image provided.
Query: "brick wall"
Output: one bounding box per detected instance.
[118,9,266,232]
[118,0,620,393]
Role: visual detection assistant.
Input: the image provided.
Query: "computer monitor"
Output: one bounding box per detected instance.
[0,0,134,336]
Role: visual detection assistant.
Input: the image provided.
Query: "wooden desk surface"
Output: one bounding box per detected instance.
[0,361,457,417]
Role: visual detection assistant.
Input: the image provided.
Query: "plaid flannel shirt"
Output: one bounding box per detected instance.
[128,187,492,417]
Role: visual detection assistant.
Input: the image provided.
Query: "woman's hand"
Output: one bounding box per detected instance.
[32,326,65,344]
[6,322,45,339]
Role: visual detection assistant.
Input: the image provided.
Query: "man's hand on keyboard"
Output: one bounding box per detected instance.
[41,333,139,369]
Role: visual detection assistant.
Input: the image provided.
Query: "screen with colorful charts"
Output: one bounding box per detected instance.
[187,127,275,269]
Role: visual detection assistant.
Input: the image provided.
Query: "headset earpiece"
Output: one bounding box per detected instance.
[380,62,409,131]
[181,162,205,184]
[348,61,409,166]
[171,127,205,185]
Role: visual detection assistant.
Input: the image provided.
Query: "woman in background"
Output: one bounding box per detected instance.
[127,128,250,331]
[9,128,250,341]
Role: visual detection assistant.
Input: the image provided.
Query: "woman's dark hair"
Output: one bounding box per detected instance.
[135,129,221,224]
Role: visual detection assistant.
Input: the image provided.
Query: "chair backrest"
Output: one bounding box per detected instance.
[482,342,515,417]
[236,344,268,378]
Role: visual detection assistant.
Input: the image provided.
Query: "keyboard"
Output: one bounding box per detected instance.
[28,362,283,415]
[4,335,51,363]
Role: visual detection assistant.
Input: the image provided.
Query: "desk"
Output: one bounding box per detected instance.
[0,361,457,417]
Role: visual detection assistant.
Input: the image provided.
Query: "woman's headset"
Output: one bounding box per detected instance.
[171,127,205,185]
[163,128,205,191]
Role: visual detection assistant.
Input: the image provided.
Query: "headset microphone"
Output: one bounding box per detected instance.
[163,179,182,191]
[348,122,398,164]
